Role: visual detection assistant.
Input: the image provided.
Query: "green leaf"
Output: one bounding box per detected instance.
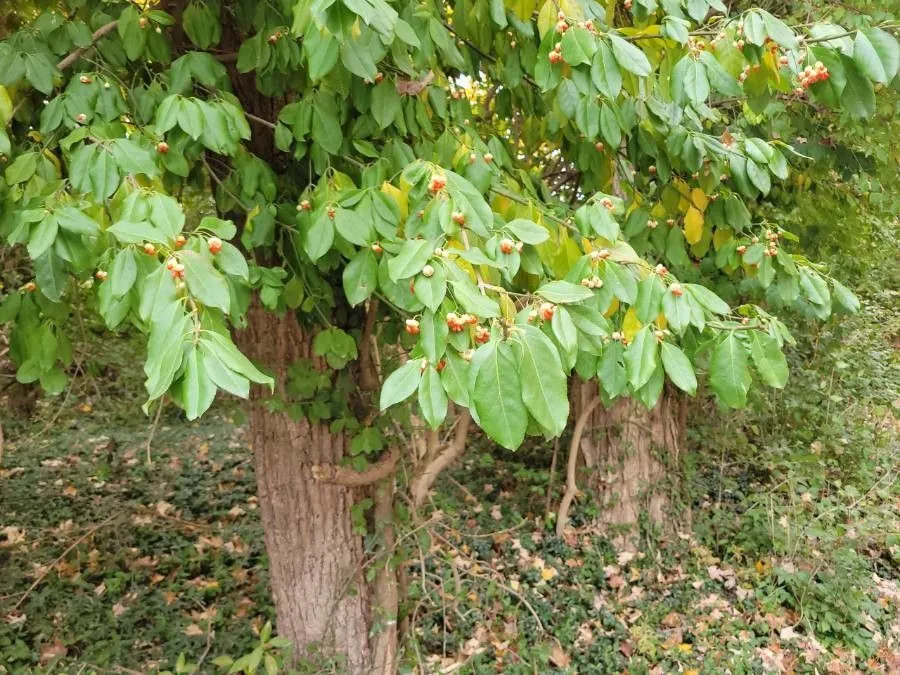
[340,35,379,81]
[831,279,860,313]
[516,325,568,437]
[709,332,751,408]
[56,207,99,235]
[203,331,272,386]
[440,351,469,407]
[863,28,899,81]
[561,26,596,66]
[635,275,664,324]
[418,365,448,428]
[673,57,709,106]
[853,31,887,84]
[110,248,138,298]
[536,280,593,304]
[700,51,742,96]
[660,342,696,395]
[413,263,447,311]
[201,341,250,399]
[108,220,166,245]
[181,344,216,420]
[215,242,249,280]
[34,249,66,302]
[139,264,177,323]
[445,171,494,238]
[418,310,448,364]
[388,239,434,281]
[28,215,59,259]
[591,42,623,98]
[608,35,651,77]
[506,219,549,245]
[451,279,501,318]
[748,331,788,389]
[342,249,378,306]
[371,80,401,129]
[473,342,527,450]
[661,290,691,334]
[624,326,658,389]
[598,340,627,398]
[180,250,230,312]
[334,208,374,246]
[380,358,422,409]
[685,284,730,314]
[305,212,335,262]
[840,55,876,119]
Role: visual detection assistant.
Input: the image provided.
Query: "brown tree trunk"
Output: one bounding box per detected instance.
[570,379,688,541]
[240,307,375,672]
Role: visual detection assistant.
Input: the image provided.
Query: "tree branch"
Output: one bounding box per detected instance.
[312,446,400,487]
[410,410,471,507]
[56,20,119,71]
[556,396,602,537]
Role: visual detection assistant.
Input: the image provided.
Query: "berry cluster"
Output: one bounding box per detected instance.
[428,173,447,193]
[166,257,185,280]
[499,238,523,254]
[549,42,564,64]
[527,302,556,323]
[796,61,829,92]
[580,275,603,289]
[446,312,477,332]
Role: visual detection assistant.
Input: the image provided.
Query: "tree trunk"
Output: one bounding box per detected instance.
[240,307,375,673]
[571,379,688,541]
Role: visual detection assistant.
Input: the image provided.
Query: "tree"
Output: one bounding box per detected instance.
[0,0,895,670]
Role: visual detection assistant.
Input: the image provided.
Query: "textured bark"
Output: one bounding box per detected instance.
[239,307,374,672]
[572,379,688,538]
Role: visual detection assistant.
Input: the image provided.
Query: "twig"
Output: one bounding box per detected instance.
[145,397,164,465]
[312,447,400,487]
[544,437,559,516]
[13,514,121,610]
[556,396,601,537]
[56,21,119,71]
[245,112,276,130]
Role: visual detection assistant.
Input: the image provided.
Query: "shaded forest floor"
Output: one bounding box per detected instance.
[1,288,898,674]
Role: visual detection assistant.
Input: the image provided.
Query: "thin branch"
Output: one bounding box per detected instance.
[410,410,472,507]
[312,446,400,487]
[13,514,122,610]
[556,396,601,537]
[57,21,119,71]
[245,112,277,130]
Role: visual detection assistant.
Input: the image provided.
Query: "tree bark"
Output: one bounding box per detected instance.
[570,378,688,541]
[239,306,374,672]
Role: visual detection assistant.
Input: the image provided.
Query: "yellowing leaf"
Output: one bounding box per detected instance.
[690,187,709,211]
[656,312,667,330]
[490,193,514,218]
[622,307,642,340]
[381,182,408,219]
[0,86,13,126]
[713,227,733,250]
[603,297,620,317]
[500,293,517,321]
[505,0,537,21]
[762,50,780,81]
[684,207,704,244]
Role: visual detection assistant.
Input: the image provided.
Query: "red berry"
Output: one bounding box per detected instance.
[300,199,311,211]
[405,319,420,335]
[499,238,514,254]
[428,174,447,193]
[371,242,383,254]
[594,142,605,152]
[157,141,169,154]
[174,235,187,248]
[95,270,108,280]
[539,302,555,321]
[669,283,683,297]
[143,242,156,256]
[452,211,465,225]
[23,281,36,292]
[483,153,493,163]
[208,237,222,254]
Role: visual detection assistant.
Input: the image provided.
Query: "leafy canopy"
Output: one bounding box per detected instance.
[0,0,895,446]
